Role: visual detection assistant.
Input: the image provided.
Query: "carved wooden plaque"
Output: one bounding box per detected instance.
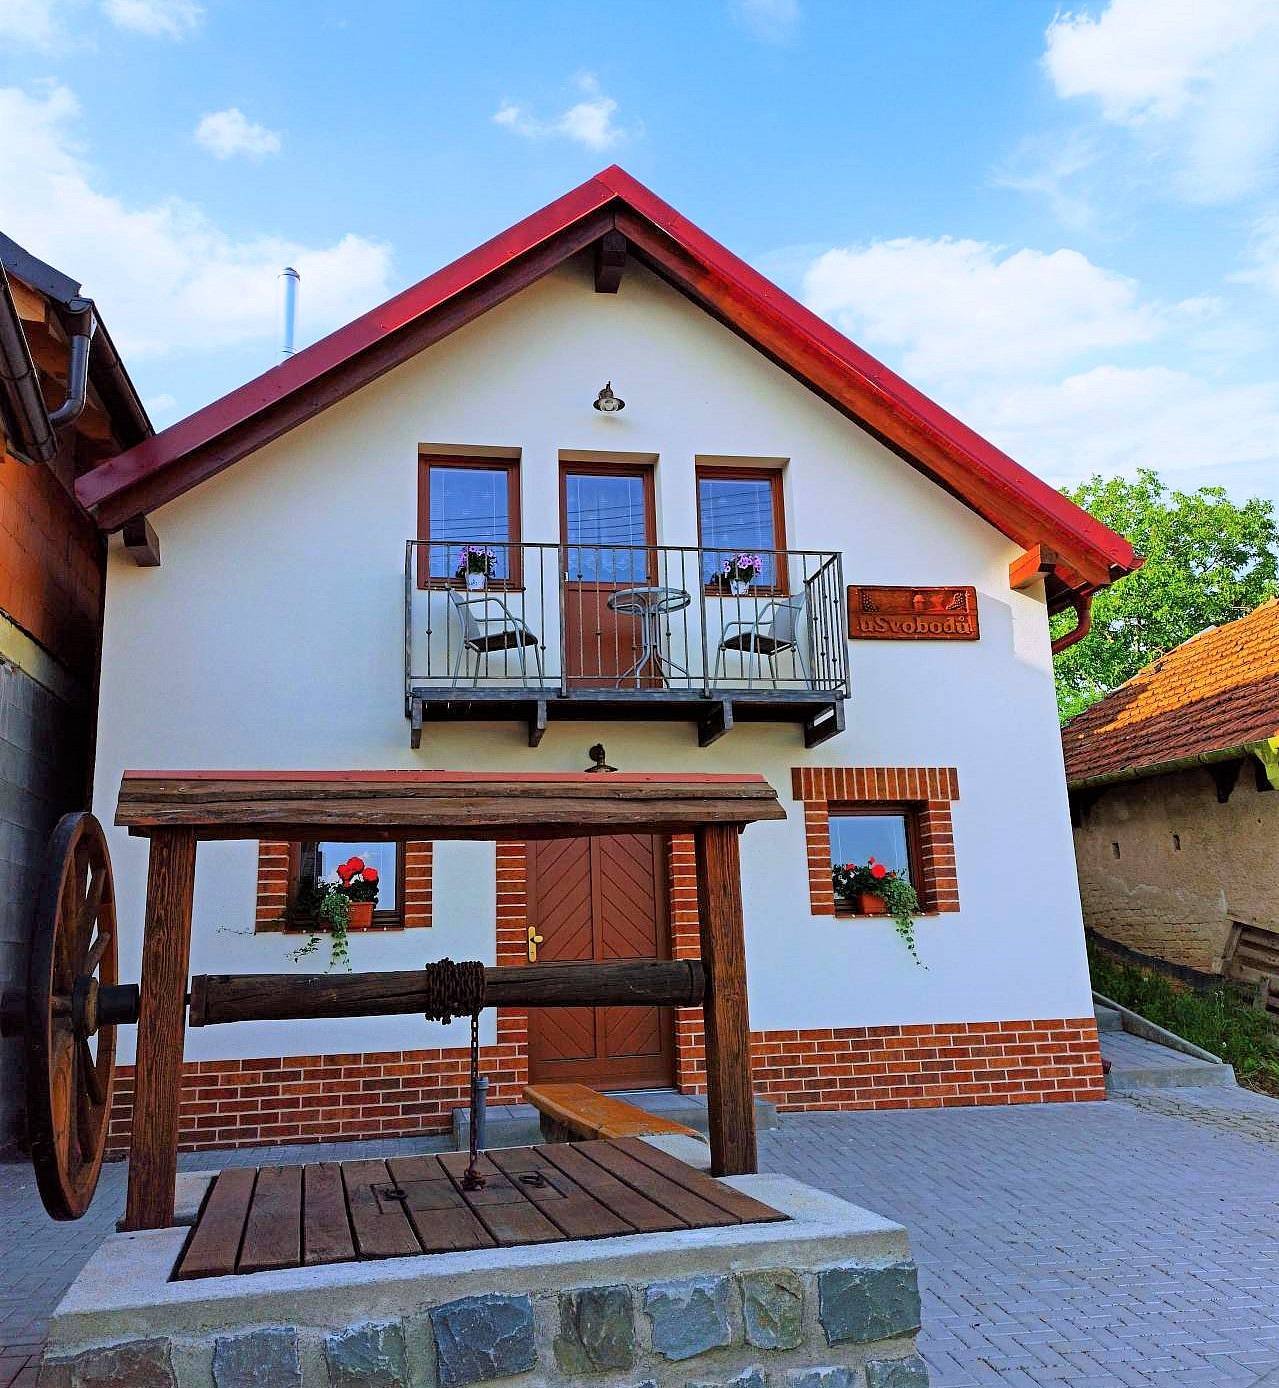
[846,585,979,641]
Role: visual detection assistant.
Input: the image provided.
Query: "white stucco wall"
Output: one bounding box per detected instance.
[94,252,1092,1064]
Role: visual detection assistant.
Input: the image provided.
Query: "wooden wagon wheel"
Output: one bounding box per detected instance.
[26,812,119,1220]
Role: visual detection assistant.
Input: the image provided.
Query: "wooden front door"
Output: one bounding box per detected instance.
[526,834,674,1088]
[561,464,657,688]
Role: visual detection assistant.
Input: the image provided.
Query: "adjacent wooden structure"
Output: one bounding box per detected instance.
[115,770,785,1231]
[175,1137,786,1280]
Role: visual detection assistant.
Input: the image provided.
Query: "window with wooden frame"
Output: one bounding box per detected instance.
[417,455,521,588]
[695,465,788,594]
[255,840,433,932]
[828,806,922,917]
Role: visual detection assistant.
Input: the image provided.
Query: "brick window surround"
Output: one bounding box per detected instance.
[254,841,433,931]
[792,766,960,916]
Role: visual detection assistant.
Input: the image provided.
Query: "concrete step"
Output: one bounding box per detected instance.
[453,1087,780,1151]
[1094,1004,1124,1032]
[1101,1030,1236,1092]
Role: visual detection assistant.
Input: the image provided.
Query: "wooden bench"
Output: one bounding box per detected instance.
[523,1083,706,1146]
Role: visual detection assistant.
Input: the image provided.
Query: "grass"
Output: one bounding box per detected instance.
[1087,939,1279,1095]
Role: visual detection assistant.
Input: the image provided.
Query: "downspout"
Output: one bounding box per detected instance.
[1051,591,1092,655]
[47,297,96,429]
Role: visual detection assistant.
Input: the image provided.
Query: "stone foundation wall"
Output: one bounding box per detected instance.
[41,1265,927,1388]
[1073,766,1279,973]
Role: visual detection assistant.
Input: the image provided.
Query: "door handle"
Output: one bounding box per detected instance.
[527,926,545,963]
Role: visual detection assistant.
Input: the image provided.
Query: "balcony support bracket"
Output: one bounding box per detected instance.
[804,698,845,749]
[409,697,423,751]
[698,699,734,748]
[528,699,548,749]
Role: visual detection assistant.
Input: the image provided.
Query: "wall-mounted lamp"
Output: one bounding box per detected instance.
[592,381,625,413]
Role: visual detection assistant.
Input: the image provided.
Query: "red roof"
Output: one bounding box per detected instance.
[76,166,1137,596]
[1063,599,1279,784]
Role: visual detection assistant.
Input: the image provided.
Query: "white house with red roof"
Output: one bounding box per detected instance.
[77,168,1138,1151]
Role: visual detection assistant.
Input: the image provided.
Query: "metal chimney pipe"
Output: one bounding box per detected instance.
[278,266,299,358]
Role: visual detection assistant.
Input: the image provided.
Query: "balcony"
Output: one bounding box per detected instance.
[404,541,848,749]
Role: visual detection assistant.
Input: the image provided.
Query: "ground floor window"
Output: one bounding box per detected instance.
[792,766,961,917]
[254,839,434,931]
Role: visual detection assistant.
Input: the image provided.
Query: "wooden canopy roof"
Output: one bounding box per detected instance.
[114,769,786,841]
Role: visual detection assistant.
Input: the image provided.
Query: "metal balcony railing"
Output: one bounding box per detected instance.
[405,541,848,704]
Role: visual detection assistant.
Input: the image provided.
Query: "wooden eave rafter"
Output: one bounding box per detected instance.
[75,167,1138,591]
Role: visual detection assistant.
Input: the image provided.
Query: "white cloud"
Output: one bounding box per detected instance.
[803,236,1160,388]
[0,82,392,359]
[731,0,798,44]
[493,73,629,152]
[1235,213,1279,299]
[0,0,59,45]
[1043,0,1279,202]
[800,232,1279,490]
[101,0,201,37]
[195,108,282,161]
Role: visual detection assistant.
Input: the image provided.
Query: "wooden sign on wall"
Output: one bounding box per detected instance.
[847,585,980,641]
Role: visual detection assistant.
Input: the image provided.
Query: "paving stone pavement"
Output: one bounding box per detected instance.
[2,1090,1279,1386]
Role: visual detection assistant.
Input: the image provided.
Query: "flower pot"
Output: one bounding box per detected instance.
[729,578,751,596]
[465,571,488,592]
[347,900,376,930]
[857,891,888,916]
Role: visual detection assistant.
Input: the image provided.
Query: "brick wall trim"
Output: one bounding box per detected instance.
[792,766,960,916]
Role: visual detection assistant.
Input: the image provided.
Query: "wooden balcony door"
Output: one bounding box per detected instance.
[526,834,674,1088]
[560,463,656,688]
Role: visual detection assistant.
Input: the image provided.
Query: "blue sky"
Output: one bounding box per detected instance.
[2,0,1278,507]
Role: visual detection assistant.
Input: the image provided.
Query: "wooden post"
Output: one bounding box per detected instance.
[124,829,197,1231]
[694,823,757,1176]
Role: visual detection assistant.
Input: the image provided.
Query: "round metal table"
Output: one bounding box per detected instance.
[607,585,692,687]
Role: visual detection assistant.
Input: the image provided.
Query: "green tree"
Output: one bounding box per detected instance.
[1054,469,1278,722]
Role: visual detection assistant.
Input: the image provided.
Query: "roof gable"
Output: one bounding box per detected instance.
[75,166,1137,595]
[1063,598,1279,785]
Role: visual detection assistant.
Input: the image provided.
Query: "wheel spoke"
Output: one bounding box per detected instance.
[83,930,112,977]
[80,866,107,941]
[79,1038,105,1106]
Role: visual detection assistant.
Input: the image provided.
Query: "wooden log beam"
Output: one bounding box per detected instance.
[189,958,706,1027]
[124,829,197,1231]
[594,231,627,293]
[695,823,757,1177]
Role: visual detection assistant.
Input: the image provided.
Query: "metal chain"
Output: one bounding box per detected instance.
[461,1008,486,1190]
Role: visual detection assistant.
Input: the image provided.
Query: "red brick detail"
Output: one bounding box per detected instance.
[254,841,291,931]
[254,841,433,931]
[105,1043,527,1154]
[106,1015,1103,1151]
[494,841,530,1082]
[750,1017,1105,1110]
[791,766,961,916]
[402,841,433,929]
[668,833,706,1094]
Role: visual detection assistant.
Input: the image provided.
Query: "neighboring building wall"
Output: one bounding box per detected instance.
[91,253,1101,1141]
[1073,765,1279,973]
[0,444,104,1149]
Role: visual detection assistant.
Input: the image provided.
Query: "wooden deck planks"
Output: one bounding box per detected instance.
[384,1156,494,1253]
[173,1142,784,1280]
[174,1167,256,1280]
[488,1145,634,1240]
[341,1159,421,1260]
[303,1162,355,1266]
[238,1165,303,1273]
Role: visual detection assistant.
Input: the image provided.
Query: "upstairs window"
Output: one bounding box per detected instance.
[419,457,520,586]
[696,466,787,591]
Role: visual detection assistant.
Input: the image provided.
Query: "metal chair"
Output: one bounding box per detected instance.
[713,592,811,689]
[448,590,545,686]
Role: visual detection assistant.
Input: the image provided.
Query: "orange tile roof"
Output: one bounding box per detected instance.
[1062,598,1279,784]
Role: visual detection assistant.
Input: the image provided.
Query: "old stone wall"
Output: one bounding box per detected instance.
[1072,765,1279,973]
